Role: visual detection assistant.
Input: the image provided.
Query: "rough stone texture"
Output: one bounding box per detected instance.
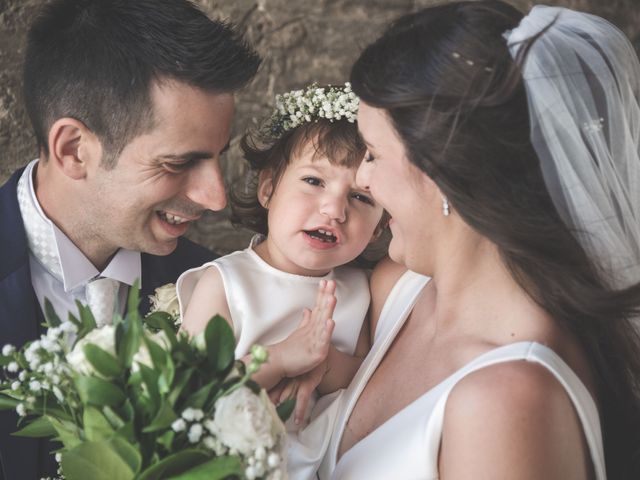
[1,0,639,254]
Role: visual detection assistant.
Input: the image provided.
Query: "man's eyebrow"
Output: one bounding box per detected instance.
[157,142,231,162]
[158,151,213,162]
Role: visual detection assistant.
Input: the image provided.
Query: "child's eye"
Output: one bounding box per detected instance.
[352,192,375,206]
[302,176,323,186]
[364,151,376,163]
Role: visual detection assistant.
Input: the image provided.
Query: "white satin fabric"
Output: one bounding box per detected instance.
[320,270,606,479]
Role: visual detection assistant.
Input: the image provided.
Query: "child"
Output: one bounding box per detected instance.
[176,83,385,477]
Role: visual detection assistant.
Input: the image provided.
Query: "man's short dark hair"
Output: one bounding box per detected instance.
[23,0,261,166]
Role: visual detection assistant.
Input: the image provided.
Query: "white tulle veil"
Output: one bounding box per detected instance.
[504,6,640,290]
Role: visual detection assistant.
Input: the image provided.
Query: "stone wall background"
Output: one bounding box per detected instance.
[2,0,639,254]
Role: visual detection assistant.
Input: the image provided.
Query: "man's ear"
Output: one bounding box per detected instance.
[257,169,274,208]
[47,117,102,180]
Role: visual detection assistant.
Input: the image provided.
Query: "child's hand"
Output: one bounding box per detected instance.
[290,360,327,425]
[272,360,327,425]
[271,279,336,378]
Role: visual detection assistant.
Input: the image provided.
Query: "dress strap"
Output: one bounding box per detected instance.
[320,270,431,478]
[424,341,606,479]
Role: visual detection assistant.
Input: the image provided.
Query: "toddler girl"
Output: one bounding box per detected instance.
[176,83,385,479]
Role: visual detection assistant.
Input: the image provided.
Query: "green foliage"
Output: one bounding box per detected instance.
[0,284,282,480]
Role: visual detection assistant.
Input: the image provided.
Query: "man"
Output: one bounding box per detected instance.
[0,0,260,477]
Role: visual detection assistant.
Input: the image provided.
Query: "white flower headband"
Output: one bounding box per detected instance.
[261,82,359,139]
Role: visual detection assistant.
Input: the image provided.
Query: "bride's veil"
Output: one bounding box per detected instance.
[505,6,640,290]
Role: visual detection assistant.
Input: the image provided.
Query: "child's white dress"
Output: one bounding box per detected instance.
[176,237,370,479]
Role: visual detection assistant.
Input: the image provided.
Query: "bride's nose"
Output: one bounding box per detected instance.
[356,160,372,191]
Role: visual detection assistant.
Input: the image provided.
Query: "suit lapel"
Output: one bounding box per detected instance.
[0,168,41,347]
[0,168,50,480]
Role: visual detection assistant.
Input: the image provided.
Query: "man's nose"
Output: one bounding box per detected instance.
[185,158,227,212]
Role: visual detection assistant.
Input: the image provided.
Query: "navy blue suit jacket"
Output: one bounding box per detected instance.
[0,168,217,479]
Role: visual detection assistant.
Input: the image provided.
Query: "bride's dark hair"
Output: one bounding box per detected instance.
[351,1,640,477]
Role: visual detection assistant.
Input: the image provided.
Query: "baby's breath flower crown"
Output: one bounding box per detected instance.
[261,82,359,139]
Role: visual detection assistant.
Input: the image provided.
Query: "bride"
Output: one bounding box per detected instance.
[318,1,640,478]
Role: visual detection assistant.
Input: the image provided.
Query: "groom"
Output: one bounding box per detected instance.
[0,0,260,478]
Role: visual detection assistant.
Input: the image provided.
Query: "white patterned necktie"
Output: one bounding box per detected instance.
[85,277,119,327]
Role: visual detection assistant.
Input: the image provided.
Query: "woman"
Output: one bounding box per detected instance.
[318,2,640,478]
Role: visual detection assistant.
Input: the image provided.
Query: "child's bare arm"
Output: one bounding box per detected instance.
[181,267,233,335]
[317,314,370,394]
[245,280,336,391]
[285,309,371,424]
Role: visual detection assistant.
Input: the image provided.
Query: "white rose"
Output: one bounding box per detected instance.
[149,283,180,318]
[210,386,285,456]
[67,325,116,376]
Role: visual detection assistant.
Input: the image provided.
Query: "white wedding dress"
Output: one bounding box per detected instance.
[318,270,607,479]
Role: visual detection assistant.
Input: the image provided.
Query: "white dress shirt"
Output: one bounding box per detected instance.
[17,159,141,323]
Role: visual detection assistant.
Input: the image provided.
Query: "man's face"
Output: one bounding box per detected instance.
[86,80,234,257]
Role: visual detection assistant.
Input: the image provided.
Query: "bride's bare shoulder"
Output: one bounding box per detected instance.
[440,360,592,478]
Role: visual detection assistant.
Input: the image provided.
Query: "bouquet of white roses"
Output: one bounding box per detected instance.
[0,285,290,480]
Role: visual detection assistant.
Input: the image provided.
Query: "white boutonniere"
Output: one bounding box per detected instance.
[148,283,181,327]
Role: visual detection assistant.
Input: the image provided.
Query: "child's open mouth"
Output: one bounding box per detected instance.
[304,229,337,244]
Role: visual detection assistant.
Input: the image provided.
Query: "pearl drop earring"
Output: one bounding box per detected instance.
[442,196,450,217]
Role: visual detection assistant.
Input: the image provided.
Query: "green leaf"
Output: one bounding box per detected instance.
[44,298,62,327]
[75,301,98,337]
[108,436,142,475]
[84,344,123,378]
[126,281,141,321]
[167,368,194,408]
[83,406,115,441]
[204,315,235,372]
[155,429,175,451]
[137,449,210,480]
[117,310,142,369]
[66,312,83,331]
[0,394,20,410]
[184,380,219,410]
[167,455,243,480]
[60,440,135,480]
[145,335,169,373]
[101,406,126,429]
[49,417,83,449]
[144,311,177,334]
[142,400,177,433]
[12,416,56,437]
[276,397,295,422]
[138,363,160,407]
[76,376,126,407]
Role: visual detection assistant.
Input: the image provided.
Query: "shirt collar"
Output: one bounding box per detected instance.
[18,159,142,292]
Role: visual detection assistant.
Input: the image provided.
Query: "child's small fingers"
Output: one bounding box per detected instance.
[321,318,336,344]
[298,308,312,328]
[295,384,313,425]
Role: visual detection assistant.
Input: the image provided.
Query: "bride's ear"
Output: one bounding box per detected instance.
[257,170,274,208]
